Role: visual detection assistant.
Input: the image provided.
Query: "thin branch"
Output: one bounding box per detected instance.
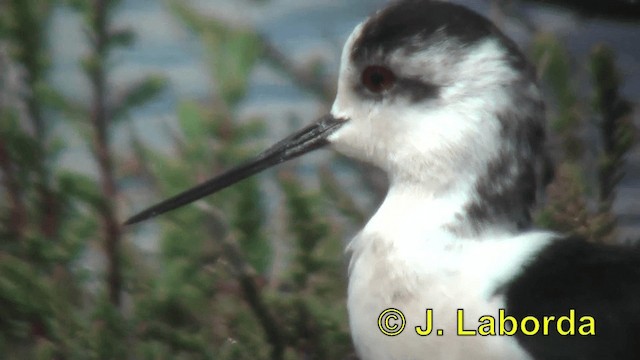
[88,0,122,306]
[203,207,285,360]
[8,0,60,239]
[0,138,26,239]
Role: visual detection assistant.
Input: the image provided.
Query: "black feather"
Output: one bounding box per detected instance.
[505,237,640,360]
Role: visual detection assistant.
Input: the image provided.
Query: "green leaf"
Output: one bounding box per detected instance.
[112,75,167,120]
[0,255,54,340]
[231,179,270,274]
[58,170,104,212]
[65,0,90,12]
[206,30,262,105]
[278,172,331,289]
[169,0,211,34]
[80,54,101,79]
[532,33,578,119]
[90,296,128,360]
[36,82,87,121]
[109,28,135,48]
[5,126,42,169]
[177,100,206,142]
[171,0,262,106]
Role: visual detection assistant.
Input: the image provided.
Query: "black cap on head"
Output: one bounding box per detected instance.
[351,0,530,74]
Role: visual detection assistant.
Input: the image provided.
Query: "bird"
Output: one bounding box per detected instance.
[125,0,640,359]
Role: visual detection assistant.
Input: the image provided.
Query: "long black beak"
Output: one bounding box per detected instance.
[124,114,344,225]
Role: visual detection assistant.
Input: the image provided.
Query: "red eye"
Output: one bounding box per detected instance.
[361,65,396,93]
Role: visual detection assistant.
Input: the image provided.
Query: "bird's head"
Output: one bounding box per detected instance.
[126,0,551,230]
[329,0,545,191]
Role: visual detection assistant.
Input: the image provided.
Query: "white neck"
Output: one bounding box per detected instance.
[366,182,473,239]
[347,173,534,278]
[370,165,523,237]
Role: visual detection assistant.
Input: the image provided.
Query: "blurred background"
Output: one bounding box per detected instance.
[1,0,639,359]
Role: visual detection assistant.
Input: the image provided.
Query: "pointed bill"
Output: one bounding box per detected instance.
[124,114,344,225]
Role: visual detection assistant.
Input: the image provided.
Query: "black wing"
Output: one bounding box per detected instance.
[505,236,640,360]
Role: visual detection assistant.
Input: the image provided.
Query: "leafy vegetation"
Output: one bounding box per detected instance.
[0,0,636,359]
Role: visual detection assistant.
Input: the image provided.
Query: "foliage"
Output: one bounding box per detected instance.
[0,1,636,359]
[532,34,635,243]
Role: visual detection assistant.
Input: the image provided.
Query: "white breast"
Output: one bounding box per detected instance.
[345,190,554,360]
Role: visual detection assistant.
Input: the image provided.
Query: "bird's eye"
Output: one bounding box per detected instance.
[361,65,396,93]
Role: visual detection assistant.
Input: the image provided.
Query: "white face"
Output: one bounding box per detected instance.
[327,23,536,191]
